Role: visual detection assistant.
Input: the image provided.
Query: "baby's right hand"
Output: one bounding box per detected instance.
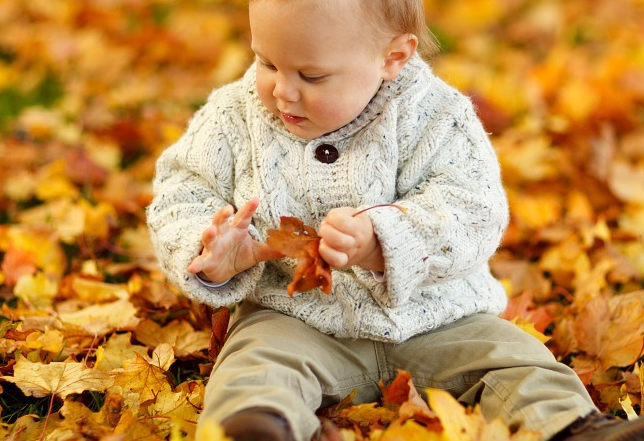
[187,198,283,283]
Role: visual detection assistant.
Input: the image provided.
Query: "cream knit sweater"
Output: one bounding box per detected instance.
[147,55,509,342]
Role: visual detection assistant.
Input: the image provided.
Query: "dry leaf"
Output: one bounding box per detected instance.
[94,332,149,372]
[1,356,112,398]
[58,299,140,336]
[134,319,210,358]
[110,353,172,403]
[266,216,332,295]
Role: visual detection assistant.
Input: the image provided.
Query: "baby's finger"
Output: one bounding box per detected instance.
[202,225,218,244]
[319,240,349,268]
[230,197,260,229]
[212,204,234,226]
[187,255,203,274]
[319,223,355,250]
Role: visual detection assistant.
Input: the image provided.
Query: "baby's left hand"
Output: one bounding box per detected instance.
[319,207,384,271]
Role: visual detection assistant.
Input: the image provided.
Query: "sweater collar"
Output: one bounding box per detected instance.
[246,53,429,143]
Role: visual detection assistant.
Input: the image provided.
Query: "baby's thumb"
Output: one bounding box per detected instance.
[187,257,203,274]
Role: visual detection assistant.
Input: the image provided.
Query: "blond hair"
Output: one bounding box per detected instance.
[360,0,440,59]
[249,0,440,59]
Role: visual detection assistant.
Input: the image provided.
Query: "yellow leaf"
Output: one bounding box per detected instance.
[619,394,639,421]
[510,317,550,344]
[113,409,165,441]
[80,199,117,240]
[94,332,148,372]
[24,328,65,355]
[18,199,84,243]
[555,79,600,122]
[111,354,172,403]
[195,419,233,441]
[135,319,210,358]
[380,420,441,441]
[339,402,397,428]
[6,227,66,279]
[210,41,252,86]
[150,343,176,371]
[615,241,644,278]
[508,190,562,230]
[609,160,644,204]
[1,356,112,399]
[71,276,129,302]
[150,386,200,438]
[3,171,37,201]
[497,135,562,183]
[426,388,482,441]
[58,299,140,336]
[14,272,58,309]
[35,162,79,200]
[59,400,114,436]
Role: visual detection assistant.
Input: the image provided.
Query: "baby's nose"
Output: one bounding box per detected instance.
[273,76,300,102]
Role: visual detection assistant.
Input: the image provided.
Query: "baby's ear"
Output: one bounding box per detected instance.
[382,34,418,81]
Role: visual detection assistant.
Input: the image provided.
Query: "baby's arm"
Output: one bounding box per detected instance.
[187,198,282,283]
[354,102,509,309]
[147,88,267,308]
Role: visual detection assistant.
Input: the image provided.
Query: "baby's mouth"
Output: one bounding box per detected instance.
[280,112,306,124]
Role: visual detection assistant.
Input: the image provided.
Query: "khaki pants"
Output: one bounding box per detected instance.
[199,302,596,441]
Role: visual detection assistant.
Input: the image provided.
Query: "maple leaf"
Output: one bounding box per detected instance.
[59,400,114,438]
[94,332,149,372]
[110,353,172,403]
[380,370,440,427]
[1,356,113,399]
[572,293,644,370]
[266,216,332,296]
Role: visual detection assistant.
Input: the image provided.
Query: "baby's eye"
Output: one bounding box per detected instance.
[299,73,327,83]
[258,59,277,70]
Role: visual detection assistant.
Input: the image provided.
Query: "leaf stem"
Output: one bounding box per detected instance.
[37,394,55,441]
[352,204,407,217]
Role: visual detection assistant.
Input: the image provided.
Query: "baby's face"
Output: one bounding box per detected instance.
[250,0,389,140]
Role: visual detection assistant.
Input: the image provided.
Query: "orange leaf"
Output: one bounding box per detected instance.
[1,246,37,286]
[209,306,230,361]
[266,217,332,296]
[380,370,412,407]
[380,370,438,427]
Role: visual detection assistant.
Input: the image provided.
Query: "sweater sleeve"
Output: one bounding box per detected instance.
[359,99,509,309]
[146,87,265,308]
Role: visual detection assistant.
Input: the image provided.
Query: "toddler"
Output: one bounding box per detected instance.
[147,0,644,440]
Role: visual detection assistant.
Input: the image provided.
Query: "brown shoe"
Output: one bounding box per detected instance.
[221,408,295,441]
[553,412,644,441]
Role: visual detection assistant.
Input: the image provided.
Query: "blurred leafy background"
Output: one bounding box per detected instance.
[0,0,643,439]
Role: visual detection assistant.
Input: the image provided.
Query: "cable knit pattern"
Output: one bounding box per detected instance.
[147,55,509,342]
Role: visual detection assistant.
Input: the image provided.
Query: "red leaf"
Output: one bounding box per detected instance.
[266,217,332,296]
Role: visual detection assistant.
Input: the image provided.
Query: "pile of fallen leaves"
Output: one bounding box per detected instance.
[0,0,642,439]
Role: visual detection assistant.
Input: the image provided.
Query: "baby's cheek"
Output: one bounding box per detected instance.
[313,97,359,128]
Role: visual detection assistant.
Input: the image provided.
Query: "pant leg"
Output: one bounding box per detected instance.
[386,313,597,441]
[198,302,383,441]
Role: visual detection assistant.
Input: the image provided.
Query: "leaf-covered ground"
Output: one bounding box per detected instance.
[0,0,643,440]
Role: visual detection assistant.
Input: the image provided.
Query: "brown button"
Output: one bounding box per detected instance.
[314,144,339,164]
